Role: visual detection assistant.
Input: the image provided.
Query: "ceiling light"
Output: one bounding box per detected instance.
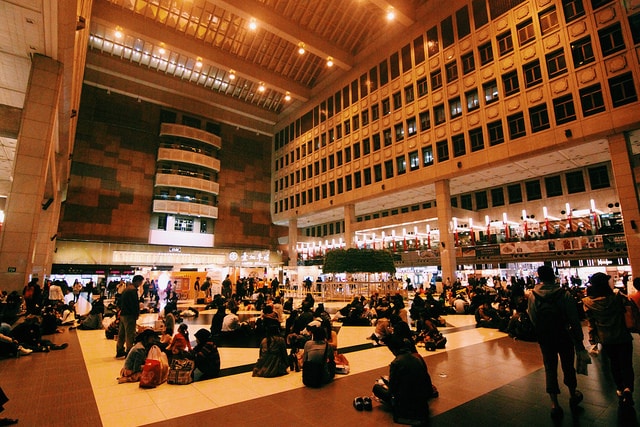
[114,26,123,39]
[158,43,165,55]
[386,9,396,21]
[258,83,266,92]
[326,57,334,67]
[249,18,257,31]
[229,70,236,80]
[195,57,203,67]
[298,42,305,55]
[284,92,291,101]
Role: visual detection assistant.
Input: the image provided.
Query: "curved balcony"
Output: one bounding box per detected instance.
[152,199,218,219]
[160,123,221,149]
[155,173,220,195]
[157,147,220,171]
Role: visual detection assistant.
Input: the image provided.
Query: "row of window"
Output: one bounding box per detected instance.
[274,72,635,194]
[297,164,610,239]
[275,0,630,151]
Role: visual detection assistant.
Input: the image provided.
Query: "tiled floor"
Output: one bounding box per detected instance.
[1,300,639,426]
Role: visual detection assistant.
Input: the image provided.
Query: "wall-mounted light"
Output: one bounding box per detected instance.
[297,42,306,55]
[284,91,291,101]
[228,70,236,80]
[258,83,266,92]
[326,56,334,67]
[114,26,123,39]
[195,57,203,68]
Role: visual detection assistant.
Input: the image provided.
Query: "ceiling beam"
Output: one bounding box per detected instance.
[85,51,278,135]
[213,0,354,70]
[91,0,311,102]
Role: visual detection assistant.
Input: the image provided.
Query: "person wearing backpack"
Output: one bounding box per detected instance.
[528,265,589,419]
[583,272,635,407]
[301,325,335,387]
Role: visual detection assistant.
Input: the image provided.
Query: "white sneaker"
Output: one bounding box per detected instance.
[18,346,33,355]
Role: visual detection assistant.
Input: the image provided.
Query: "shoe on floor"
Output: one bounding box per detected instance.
[115,351,127,359]
[18,345,33,355]
[353,397,364,411]
[569,390,583,408]
[363,396,373,411]
[550,406,564,419]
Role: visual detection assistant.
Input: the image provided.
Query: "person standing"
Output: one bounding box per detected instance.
[583,272,635,406]
[528,265,589,418]
[116,275,142,358]
[222,275,232,299]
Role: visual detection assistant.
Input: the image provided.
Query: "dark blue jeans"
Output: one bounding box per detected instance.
[539,334,577,395]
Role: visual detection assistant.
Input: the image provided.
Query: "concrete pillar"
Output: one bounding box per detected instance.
[0,55,63,291]
[435,179,457,293]
[288,218,298,267]
[344,204,356,248]
[608,132,640,278]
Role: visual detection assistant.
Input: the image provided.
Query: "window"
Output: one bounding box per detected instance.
[384,160,394,178]
[529,103,550,133]
[434,104,446,125]
[393,91,403,110]
[354,172,362,189]
[345,147,352,162]
[539,7,559,35]
[417,78,428,97]
[588,165,610,189]
[592,0,614,9]
[436,140,449,162]
[336,124,342,139]
[451,197,458,208]
[175,217,194,232]
[502,70,520,96]
[414,35,426,64]
[497,31,513,56]
[630,12,640,45]
[419,111,431,131]
[571,36,594,68]
[431,69,443,91]
[599,23,625,57]
[469,127,484,152]
[562,0,585,23]
[382,97,391,115]
[452,134,466,157]
[609,72,638,108]
[517,19,535,46]
[336,150,343,166]
[370,65,379,91]
[371,103,380,121]
[487,120,504,146]
[523,60,542,88]
[329,129,335,143]
[363,138,371,155]
[353,142,361,159]
[553,94,577,124]
[345,176,352,191]
[352,115,360,131]
[546,49,567,79]
[395,123,405,142]
[491,188,505,207]
[345,119,352,136]
[407,116,417,137]
[449,97,462,119]
[321,158,327,173]
[478,41,493,65]
[329,154,335,169]
[526,180,542,201]
[383,128,393,146]
[483,80,498,104]
[460,194,473,210]
[507,184,523,203]
[475,191,488,209]
[374,164,383,182]
[409,151,420,171]
[466,89,480,111]
[579,84,606,116]
[461,52,475,75]
[373,133,381,151]
[422,145,434,166]
[445,61,458,83]
[566,171,586,193]
[363,169,372,186]
[396,155,406,175]
[404,85,415,104]
[362,110,369,126]
[545,175,563,197]
[507,112,526,140]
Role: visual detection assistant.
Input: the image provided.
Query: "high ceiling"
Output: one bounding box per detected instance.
[0,0,634,229]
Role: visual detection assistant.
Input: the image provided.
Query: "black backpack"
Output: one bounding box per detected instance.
[533,290,566,339]
[302,343,332,387]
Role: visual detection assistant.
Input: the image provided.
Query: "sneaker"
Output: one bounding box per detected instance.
[18,346,33,355]
[569,390,583,408]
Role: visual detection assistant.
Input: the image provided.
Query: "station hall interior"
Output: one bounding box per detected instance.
[1,0,640,426]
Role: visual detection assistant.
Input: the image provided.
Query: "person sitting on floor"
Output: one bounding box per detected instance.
[302,325,335,388]
[252,323,289,378]
[167,323,192,357]
[118,329,158,383]
[192,329,221,381]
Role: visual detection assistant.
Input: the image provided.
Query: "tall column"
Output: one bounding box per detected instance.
[0,55,62,291]
[344,204,356,248]
[435,179,457,293]
[608,132,640,278]
[288,218,298,268]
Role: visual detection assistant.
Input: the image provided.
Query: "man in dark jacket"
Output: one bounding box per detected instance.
[527,265,588,418]
[116,275,141,358]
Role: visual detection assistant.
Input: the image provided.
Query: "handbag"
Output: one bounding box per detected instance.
[167,358,195,385]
